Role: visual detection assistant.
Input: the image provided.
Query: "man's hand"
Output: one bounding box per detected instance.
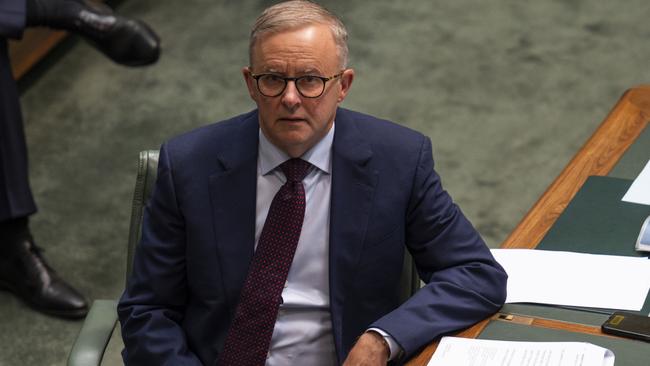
[343,331,389,366]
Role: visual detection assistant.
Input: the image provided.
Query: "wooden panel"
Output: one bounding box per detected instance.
[406,85,650,365]
[502,86,650,249]
[492,313,622,339]
[8,28,68,80]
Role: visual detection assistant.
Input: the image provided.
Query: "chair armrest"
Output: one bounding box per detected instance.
[67,300,119,366]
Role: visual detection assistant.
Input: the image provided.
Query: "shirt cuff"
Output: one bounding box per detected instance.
[367,328,403,361]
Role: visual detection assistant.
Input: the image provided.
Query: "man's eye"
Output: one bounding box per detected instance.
[302,76,319,83]
[264,75,284,83]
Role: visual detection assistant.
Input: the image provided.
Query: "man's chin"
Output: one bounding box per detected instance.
[280,133,310,147]
[276,124,311,140]
[272,133,315,156]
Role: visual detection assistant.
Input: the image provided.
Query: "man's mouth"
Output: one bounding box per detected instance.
[278,117,306,123]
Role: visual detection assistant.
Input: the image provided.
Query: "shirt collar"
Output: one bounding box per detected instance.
[258,122,334,176]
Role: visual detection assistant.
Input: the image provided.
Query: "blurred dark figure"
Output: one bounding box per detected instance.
[0,0,160,319]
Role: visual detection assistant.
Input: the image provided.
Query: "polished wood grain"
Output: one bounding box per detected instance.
[406,86,650,365]
[491,313,623,339]
[8,28,67,80]
[529,316,621,339]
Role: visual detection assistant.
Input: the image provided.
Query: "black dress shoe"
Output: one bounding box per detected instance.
[0,236,88,319]
[74,0,161,66]
[25,0,161,66]
[73,0,161,66]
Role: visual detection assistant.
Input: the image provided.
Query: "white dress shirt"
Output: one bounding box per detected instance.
[257,125,336,365]
[257,123,400,364]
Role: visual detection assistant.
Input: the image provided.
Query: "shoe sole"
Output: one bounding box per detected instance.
[0,281,88,319]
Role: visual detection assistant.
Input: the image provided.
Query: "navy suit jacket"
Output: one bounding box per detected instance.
[118,108,507,365]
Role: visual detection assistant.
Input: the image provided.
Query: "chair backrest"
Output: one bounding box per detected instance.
[399,251,421,303]
[125,150,160,283]
[125,150,420,300]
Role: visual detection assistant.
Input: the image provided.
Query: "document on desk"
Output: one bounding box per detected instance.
[491,249,650,310]
[427,337,615,366]
[622,158,650,205]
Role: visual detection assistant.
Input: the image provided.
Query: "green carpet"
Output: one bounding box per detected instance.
[2,0,649,364]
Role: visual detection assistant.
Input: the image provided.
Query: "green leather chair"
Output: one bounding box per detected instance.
[68,150,159,366]
[67,150,420,366]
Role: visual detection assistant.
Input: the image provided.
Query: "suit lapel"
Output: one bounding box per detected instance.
[329,109,377,358]
[208,112,259,314]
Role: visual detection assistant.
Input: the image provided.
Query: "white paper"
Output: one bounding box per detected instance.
[492,249,650,310]
[622,158,650,205]
[637,216,650,252]
[427,337,615,366]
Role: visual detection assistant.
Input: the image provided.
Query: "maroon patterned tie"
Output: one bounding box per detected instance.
[218,158,312,366]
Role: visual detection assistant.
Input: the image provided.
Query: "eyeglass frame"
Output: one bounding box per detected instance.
[249,71,345,98]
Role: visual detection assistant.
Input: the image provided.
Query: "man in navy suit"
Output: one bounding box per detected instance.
[119,1,507,364]
[0,0,158,318]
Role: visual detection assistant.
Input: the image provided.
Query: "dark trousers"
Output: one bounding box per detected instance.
[0,4,37,221]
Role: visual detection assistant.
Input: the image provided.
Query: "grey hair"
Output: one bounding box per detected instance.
[249,0,349,69]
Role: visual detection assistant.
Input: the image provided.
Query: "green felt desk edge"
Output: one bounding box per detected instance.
[479,320,650,366]
[539,176,650,257]
[609,124,650,180]
[538,175,650,314]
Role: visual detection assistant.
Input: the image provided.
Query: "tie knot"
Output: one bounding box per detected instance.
[280,158,311,183]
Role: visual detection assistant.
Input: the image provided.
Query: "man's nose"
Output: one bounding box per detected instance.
[281,80,301,109]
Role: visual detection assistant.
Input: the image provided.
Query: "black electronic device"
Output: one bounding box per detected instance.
[601,311,650,342]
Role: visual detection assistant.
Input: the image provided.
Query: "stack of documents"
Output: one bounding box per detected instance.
[491,249,650,310]
[427,337,614,366]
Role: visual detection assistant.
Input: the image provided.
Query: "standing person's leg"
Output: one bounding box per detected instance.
[0,40,35,220]
[0,0,161,318]
[0,37,88,318]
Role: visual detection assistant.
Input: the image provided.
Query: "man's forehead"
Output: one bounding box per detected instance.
[256,22,333,43]
[255,26,334,51]
[251,25,339,71]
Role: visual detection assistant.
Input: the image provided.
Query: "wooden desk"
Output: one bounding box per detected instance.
[407,85,650,365]
[8,28,67,80]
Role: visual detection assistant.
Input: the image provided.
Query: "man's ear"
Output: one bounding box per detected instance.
[337,68,355,103]
[242,67,258,101]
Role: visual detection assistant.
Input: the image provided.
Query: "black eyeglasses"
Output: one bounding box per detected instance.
[249,71,344,98]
